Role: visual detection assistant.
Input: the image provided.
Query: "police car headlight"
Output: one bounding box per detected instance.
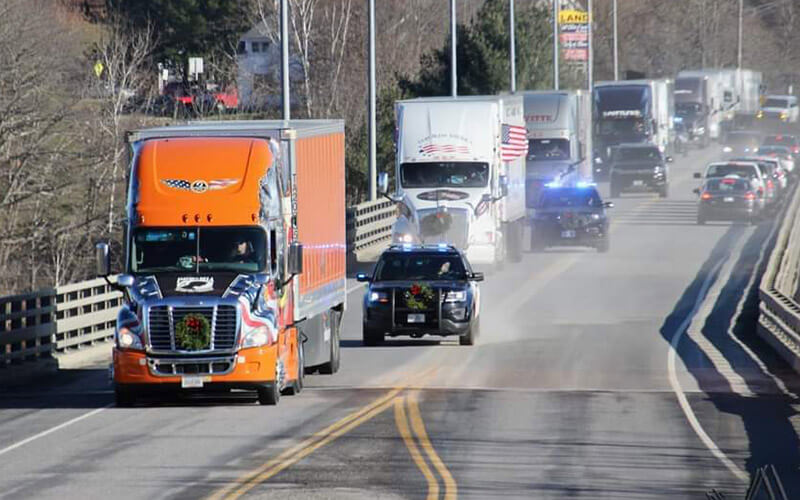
[444,290,467,303]
[591,213,601,220]
[369,291,390,303]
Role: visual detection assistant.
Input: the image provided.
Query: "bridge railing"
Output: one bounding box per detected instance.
[758,182,800,374]
[1,200,395,374]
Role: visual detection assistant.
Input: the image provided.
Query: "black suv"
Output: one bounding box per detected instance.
[357,245,483,346]
[609,143,672,198]
[530,184,612,252]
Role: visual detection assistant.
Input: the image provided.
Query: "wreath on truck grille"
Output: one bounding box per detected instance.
[420,211,453,236]
[175,314,211,350]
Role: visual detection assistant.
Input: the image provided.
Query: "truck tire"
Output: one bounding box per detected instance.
[530,228,545,253]
[609,183,620,198]
[506,221,523,263]
[596,238,610,253]
[318,310,341,374]
[282,331,304,395]
[257,383,280,405]
[114,385,137,407]
[363,323,385,346]
[658,184,669,198]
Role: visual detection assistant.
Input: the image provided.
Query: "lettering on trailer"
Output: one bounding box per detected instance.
[525,114,556,123]
[601,110,643,118]
[416,133,472,158]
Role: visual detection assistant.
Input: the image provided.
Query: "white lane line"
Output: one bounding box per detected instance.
[683,232,754,397]
[668,258,750,482]
[346,282,366,295]
[0,404,113,458]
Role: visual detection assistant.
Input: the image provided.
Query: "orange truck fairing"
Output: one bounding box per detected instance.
[113,120,346,404]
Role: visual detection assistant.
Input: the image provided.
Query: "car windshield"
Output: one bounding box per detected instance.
[538,187,603,208]
[374,253,467,281]
[705,178,751,192]
[614,147,661,161]
[131,227,267,274]
[764,98,789,108]
[400,162,489,188]
[527,139,570,161]
[705,164,757,179]
[758,145,791,155]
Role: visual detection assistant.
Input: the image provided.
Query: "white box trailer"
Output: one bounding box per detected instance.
[676,70,728,141]
[522,90,592,213]
[390,95,527,265]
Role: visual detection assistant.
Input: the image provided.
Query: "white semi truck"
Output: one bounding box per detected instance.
[593,79,675,174]
[383,95,528,266]
[522,90,592,214]
[675,70,727,144]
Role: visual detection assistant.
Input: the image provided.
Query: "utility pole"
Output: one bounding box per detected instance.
[509,0,516,93]
[280,0,289,120]
[450,0,457,96]
[613,0,618,80]
[553,0,559,90]
[368,0,377,200]
[737,0,743,69]
[588,0,593,91]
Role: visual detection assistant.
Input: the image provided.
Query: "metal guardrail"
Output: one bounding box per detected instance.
[347,198,397,253]
[758,182,800,374]
[1,277,123,370]
[1,200,394,373]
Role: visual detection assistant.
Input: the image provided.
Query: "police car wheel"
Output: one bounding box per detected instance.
[363,323,385,346]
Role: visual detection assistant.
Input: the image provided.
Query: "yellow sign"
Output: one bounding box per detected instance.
[94,61,104,78]
[559,9,588,25]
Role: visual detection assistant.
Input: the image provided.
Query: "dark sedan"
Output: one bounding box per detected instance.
[358,245,483,346]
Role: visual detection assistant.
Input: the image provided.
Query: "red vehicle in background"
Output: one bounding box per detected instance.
[162,81,238,114]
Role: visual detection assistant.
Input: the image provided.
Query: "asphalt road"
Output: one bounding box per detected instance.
[1,145,799,499]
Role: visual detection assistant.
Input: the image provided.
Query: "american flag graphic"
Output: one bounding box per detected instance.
[162,179,192,190]
[209,179,240,190]
[418,144,470,156]
[161,179,240,191]
[501,124,528,161]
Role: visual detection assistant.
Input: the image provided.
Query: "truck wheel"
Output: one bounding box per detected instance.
[282,332,304,395]
[658,184,669,198]
[257,383,280,405]
[596,238,610,253]
[506,221,523,263]
[114,385,137,407]
[318,311,341,374]
[363,323,385,346]
[609,183,620,198]
[459,314,480,346]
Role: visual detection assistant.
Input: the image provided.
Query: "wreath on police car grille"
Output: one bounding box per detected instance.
[419,211,452,236]
[405,283,435,311]
[175,314,211,350]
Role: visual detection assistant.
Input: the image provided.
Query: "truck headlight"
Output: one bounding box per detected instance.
[117,326,143,350]
[722,146,732,153]
[242,326,271,348]
[394,233,416,244]
[695,126,705,135]
[781,112,788,121]
[444,290,467,303]
[757,110,764,119]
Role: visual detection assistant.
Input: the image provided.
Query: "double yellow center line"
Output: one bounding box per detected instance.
[210,370,457,499]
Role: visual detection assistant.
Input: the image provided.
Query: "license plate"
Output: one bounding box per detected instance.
[407,313,425,323]
[724,197,735,202]
[561,230,576,238]
[632,180,644,186]
[181,376,207,388]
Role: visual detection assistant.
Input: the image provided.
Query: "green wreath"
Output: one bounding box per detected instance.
[175,313,211,350]
[420,211,453,236]
[405,283,435,311]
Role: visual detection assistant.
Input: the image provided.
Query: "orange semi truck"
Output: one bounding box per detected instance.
[96,120,346,406]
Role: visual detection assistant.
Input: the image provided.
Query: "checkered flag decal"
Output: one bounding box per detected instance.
[162,179,191,190]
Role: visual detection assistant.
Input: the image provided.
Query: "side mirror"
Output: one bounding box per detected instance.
[377,172,389,195]
[666,156,674,163]
[471,272,484,282]
[95,242,110,277]
[288,242,303,275]
[693,172,702,179]
[356,273,371,283]
[603,201,614,208]
[499,175,509,198]
[117,274,134,288]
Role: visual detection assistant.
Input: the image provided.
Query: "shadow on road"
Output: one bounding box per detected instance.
[658,218,800,496]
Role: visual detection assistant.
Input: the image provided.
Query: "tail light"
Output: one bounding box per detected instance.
[793,146,799,154]
[700,192,712,200]
[744,192,756,201]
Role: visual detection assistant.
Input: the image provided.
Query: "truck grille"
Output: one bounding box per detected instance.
[147,305,239,352]
[418,208,469,249]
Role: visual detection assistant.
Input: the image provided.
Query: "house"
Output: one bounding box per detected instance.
[237,24,304,110]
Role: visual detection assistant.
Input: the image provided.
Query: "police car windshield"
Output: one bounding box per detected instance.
[374,254,467,281]
[131,227,267,274]
[539,188,602,208]
[400,162,489,188]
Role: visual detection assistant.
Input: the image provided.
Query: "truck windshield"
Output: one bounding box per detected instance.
[527,139,570,161]
[594,86,650,118]
[764,98,789,108]
[676,102,702,116]
[131,227,267,274]
[400,162,489,188]
[374,254,467,281]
